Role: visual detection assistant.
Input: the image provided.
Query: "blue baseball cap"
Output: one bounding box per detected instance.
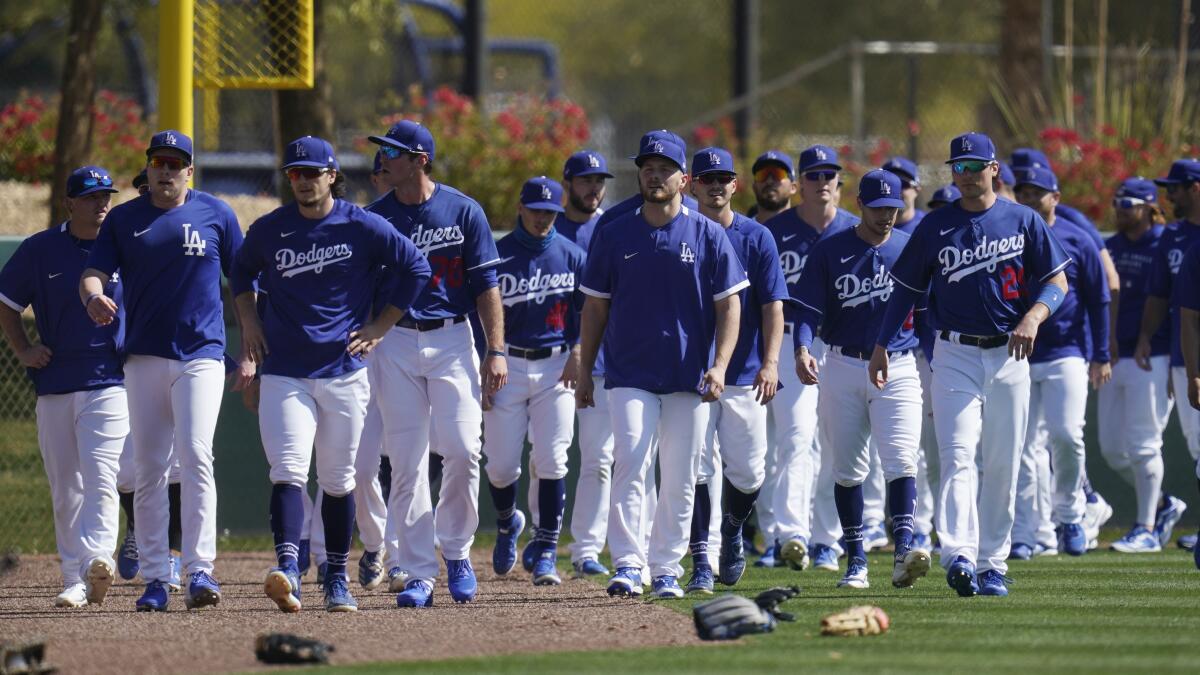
[630,129,687,160]
[520,176,565,212]
[1013,165,1059,192]
[691,147,736,176]
[859,169,906,209]
[946,132,996,163]
[1010,147,1051,169]
[372,150,384,175]
[146,129,193,161]
[1154,158,1200,186]
[997,161,1016,186]
[563,150,613,179]
[67,165,118,198]
[133,169,148,191]
[798,144,841,173]
[282,136,338,170]
[1115,177,1158,203]
[368,119,436,163]
[634,136,686,171]
[751,150,794,178]
[881,156,919,184]
[927,184,961,207]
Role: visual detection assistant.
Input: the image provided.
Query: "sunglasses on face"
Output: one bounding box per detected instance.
[902,180,919,190]
[696,173,735,186]
[803,170,838,182]
[952,160,991,175]
[148,156,189,171]
[1113,197,1148,209]
[285,167,330,181]
[754,166,790,183]
[82,175,113,188]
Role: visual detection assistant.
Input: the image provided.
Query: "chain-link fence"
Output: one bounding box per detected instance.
[0,315,52,553]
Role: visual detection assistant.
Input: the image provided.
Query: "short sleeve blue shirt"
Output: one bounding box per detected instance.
[1107,226,1169,358]
[495,233,586,350]
[720,214,790,385]
[1147,220,1200,366]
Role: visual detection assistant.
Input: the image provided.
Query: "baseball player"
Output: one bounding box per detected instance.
[556,151,615,577]
[231,136,430,613]
[80,130,248,611]
[1100,178,1173,553]
[0,166,125,608]
[1137,158,1200,547]
[882,156,926,234]
[926,184,961,210]
[868,132,1069,598]
[993,162,1017,202]
[684,147,788,594]
[484,176,585,587]
[750,151,797,225]
[1176,240,1200,567]
[1011,165,1111,558]
[591,130,699,232]
[370,150,391,196]
[366,119,506,607]
[762,144,860,572]
[795,168,929,590]
[578,134,748,599]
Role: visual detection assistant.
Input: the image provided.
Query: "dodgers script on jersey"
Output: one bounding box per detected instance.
[494,232,585,349]
[721,214,790,385]
[888,200,1069,336]
[230,200,431,378]
[87,190,242,361]
[1031,223,1110,364]
[0,224,124,395]
[366,184,500,320]
[794,226,918,354]
[580,206,749,394]
[763,207,859,300]
[1147,220,1200,366]
[1107,226,1170,358]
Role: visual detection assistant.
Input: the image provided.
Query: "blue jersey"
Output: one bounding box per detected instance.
[1176,241,1200,314]
[795,226,918,355]
[1106,226,1169,358]
[1147,220,1200,366]
[1031,221,1110,363]
[894,209,927,235]
[230,200,431,379]
[554,211,602,253]
[888,199,1070,336]
[0,224,124,396]
[763,207,860,312]
[581,205,749,394]
[1056,204,1105,249]
[495,232,585,349]
[720,214,790,385]
[366,184,500,320]
[593,192,700,233]
[87,190,242,361]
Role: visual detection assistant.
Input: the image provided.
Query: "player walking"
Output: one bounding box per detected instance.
[578,135,748,599]
[749,151,797,225]
[1176,240,1200,567]
[81,130,247,611]
[869,132,1069,598]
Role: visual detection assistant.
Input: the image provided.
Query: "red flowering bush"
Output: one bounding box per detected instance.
[365,86,590,228]
[1038,126,1197,223]
[0,90,150,185]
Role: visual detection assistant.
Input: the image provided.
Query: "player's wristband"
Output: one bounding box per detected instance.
[1035,283,1065,314]
[486,348,506,358]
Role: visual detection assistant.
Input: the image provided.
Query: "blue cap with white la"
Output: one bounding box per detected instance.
[282,136,338,170]
[1154,158,1200,186]
[928,184,961,206]
[368,119,436,163]
[946,132,996,163]
[691,147,736,176]
[859,169,905,208]
[635,136,687,171]
[67,165,119,198]
[1116,177,1157,203]
[1010,147,1051,169]
[630,129,687,160]
[520,176,565,212]
[563,150,614,179]
[881,156,919,184]
[997,161,1016,186]
[1013,165,1059,192]
[146,129,193,161]
[752,150,795,178]
[798,144,842,172]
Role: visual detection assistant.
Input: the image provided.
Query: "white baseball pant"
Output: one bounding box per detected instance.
[695,430,723,569]
[569,375,614,564]
[124,355,224,581]
[1170,366,1200,471]
[810,421,843,550]
[484,350,573,489]
[1097,356,1170,526]
[373,320,482,584]
[768,339,821,545]
[608,388,709,578]
[931,338,1030,575]
[36,386,126,585]
[914,351,939,536]
[862,446,887,526]
[820,350,921,486]
[354,363,398,564]
[1013,419,1057,549]
[116,440,179,493]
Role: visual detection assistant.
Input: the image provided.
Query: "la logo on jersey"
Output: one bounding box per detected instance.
[182,223,206,256]
[835,265,893,307]
[680,242,696,264]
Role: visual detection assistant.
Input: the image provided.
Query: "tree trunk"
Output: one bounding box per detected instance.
[272,0,333,203]
[996,0,1045,144]
[49,0,105,227]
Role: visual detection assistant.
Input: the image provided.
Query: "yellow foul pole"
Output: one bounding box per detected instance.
[158,0,194,138]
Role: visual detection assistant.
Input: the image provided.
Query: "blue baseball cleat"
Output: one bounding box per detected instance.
[358,550,385,590]
[136,581,169,612]
[572,558,609,577]
[946,556,978,597]
[911,532,932,552]
[117,529,139,581]
[811,543,839,571]
[651,575,684,599]
[754,540,780,568]
[837,557,870,589]
[532,549,562,586]
[606,567,643,597]
[1154,495,1187,546]
[445,558,477,603]
[324,573,358,612]
[265,566,302,613]
[1111,526,1161,553]
[396,579,434,608]
[184,571,221,609]
[862,523,889,552]
[493,511,525,576]
[521,538,541,573]
[1008,542,1034,561]
[1180,533,1198,551]
[977,569,1011,597]
[685,564,714,595]
[718,529,747,585]
[1057,523,1087,556]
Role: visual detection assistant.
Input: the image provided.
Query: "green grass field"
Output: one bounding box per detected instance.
[324,546,1200,674]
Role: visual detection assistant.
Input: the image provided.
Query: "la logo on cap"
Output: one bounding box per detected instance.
[815,148,827,160]
[708,152,721,165]
[961,138,973,152]
[165,132,178,146]
[414,143,424,151]
[541,184,552,200]
[588,154,600,168]
[294,141,308,158]
[879,179,891,195]
[651,141,664,153]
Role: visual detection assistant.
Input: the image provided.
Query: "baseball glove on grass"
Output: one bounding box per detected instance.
[693,586,801,641]
[254,633,334,665]
[820,605,890,637]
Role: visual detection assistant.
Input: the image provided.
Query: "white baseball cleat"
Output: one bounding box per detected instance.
[55,583,88,608]
[85,558,115,605]
[892,548,931,588]
[837,558,869,589]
